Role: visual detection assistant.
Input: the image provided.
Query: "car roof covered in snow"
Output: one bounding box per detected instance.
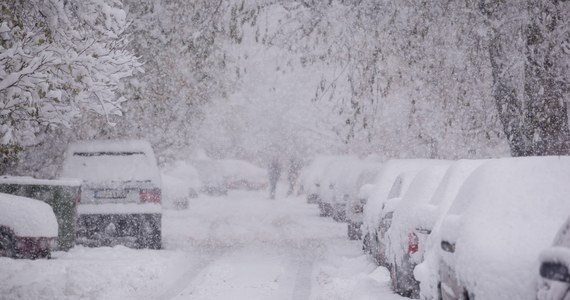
[0,192,58,237]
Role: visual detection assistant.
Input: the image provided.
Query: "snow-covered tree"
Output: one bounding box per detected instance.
[108,0,231,163]
[0,0,141,173]
[480,0,570,156]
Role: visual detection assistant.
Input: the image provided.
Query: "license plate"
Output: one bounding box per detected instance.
[94,190,128,199]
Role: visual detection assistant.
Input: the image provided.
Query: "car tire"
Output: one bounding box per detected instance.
[138,215,161,249]
[0,227,16,258]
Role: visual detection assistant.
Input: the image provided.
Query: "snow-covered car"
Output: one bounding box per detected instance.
[61,140,162,249]
[538,216,570,300]
[298,155,340,204]
[347,183,374,240]
[384,164,450,297]
[0,193,58,259]
[339,160,382,232]
[413,160,485,299]
[318,156,361,220]
[161,160,201,210]
[362,159,447,264]
[219,159,268,191]
[191,159,228,196]
[436,156,570,300]
[370,170,420,268]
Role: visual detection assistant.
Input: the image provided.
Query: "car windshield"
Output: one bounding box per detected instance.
[63,152,157,183]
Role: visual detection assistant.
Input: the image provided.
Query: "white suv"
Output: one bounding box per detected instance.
[61,140,162,249]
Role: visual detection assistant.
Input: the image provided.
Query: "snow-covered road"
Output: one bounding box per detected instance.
[0,189,404,300]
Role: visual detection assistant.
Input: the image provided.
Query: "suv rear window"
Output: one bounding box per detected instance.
[63,151,157,184]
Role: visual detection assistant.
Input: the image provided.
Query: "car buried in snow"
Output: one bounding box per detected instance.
[61,140,162,249]
[384,164,450,298]
[0,193,58,259]
[436,156,570,300]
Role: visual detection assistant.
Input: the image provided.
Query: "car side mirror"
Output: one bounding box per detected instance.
[441,240,455,253]
[540,262,570,283]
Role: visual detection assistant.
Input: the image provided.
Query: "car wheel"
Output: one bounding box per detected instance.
[138,216,161,249]
[0,228,16,258]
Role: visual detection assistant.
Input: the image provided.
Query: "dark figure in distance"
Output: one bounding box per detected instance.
[287,158,301,196]
[268,159,282,199]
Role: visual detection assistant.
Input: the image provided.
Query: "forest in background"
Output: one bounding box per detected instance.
[1,0,569,177]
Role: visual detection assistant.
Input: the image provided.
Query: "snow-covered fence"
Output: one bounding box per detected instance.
[0,177,82,251]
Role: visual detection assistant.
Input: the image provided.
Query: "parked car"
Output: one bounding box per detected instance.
[219,159,268,191]
[298,155,339,204]
[344,161,382,238]
[370,170,420,268]
[436,156,570,300]
[318,156,360,220]
[384,164,450,297]
[0,192,58,259]
[191,159,228,196]
[413,160,485,300]
[61,140,162,249]
[538,216,570,300]
[347,183,374,240]
[161,160,201,210]
[362,159,447,264]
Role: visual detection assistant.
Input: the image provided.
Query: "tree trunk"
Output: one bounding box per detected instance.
[484,0,570,156]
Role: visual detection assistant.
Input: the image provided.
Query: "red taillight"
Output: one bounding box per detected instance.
[408,232,419,254]
[140,189,161,204]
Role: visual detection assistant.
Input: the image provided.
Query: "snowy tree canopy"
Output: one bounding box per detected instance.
[0,0,141,150]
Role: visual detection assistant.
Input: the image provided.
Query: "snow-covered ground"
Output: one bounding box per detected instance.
[0,186,404,300]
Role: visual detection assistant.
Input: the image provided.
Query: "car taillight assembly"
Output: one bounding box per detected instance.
[408,232,419,254]
[140,188,161,204]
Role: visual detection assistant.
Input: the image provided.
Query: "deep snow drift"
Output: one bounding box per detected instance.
[0,186,404,300]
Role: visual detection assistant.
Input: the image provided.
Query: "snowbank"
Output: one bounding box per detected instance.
[0,193,58,237]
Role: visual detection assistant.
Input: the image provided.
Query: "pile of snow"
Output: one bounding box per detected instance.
[437,156,570,299]
[61,140,161,185]
[0,192,58,237]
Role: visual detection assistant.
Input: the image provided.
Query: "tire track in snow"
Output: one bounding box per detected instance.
[156,244,240,300]
[291,257,314,300]
[280,239,326,300]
